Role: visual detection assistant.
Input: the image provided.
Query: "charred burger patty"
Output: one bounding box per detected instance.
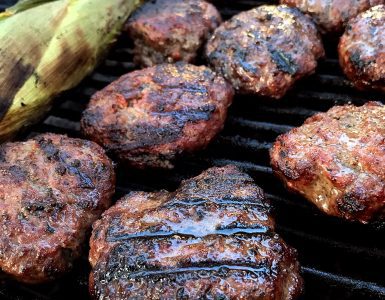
[281,0,384,33]
[89,165,303,299]
[205,4,324,99]
[126,0,221,67]
[81,63,234,169]
[339,4,385,92]
[0,133,115,283]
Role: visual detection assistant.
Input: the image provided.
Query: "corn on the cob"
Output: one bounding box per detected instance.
[0,0,142,141]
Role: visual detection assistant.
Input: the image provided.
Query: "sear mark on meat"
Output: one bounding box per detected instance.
[205,4,324,99]
[89,165,303,300]
[81,63,233,169]
[0,133,115,283]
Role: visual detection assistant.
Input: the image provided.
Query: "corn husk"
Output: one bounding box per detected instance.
[0,0,142,141]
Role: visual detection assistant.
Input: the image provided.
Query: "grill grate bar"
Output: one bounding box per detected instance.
[206,158,273,174]
[294,90,375,104]
[43,116,81,132]
[215,135,272,151]
[279,226,385,259]
[80,87,98,98]
[308,74,353,88]
[58,101,86,114]
[266,193,312,210]
[256,105,318,117]
[227,116,293,133]
[103,59,136,70]
[90,72,119,84]
[303,267,385,297]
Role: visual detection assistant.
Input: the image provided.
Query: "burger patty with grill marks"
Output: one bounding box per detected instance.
[81,63,234,169]
[205,4,324,99]
[270,102,385,223]
[338,5,385,92]
[126,0,222,67]
[89,165,303,300]
[0,133,115,283]
[281,0,383,34]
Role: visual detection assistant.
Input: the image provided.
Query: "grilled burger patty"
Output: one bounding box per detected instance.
[205,4,324,99]
[338,4,385,92]
[0,133,115,283]
[270,102,385,223]
[81,63,234,169]
[89,165,303,300]
[126,0,221,67]
[281,0,383,34]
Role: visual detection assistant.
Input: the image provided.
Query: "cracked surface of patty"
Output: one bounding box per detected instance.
[205,4,324,99]
[270,102,385,223]
[339,5,385,92]
[89,165,303,300]
[81,63,234,169]
[126,0,221,67]
[281,0,383,33]
[0,133,115,283]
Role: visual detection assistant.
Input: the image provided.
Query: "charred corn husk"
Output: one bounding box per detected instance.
[0,0,142,141]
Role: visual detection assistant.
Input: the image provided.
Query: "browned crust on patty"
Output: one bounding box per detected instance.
[126,0,222,67]
[205,4,324,98]
[81,63,234,169]
[270,102,385,223]
[281,0,384,34]
[0,133,115,283]
[338,5,385,92]
[89,165,303,300]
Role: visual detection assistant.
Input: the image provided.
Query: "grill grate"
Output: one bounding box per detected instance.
[0,0,385,299]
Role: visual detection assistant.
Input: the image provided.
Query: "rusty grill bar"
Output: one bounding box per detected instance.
[1,0,385,299]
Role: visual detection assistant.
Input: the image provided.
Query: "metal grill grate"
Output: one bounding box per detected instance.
[0,0,385,299]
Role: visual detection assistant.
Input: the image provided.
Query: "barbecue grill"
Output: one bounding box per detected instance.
[0,0,384,299]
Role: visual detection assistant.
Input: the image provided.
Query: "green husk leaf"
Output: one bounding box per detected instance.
[0,0,143,141]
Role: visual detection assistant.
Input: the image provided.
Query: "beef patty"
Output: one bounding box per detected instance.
[89,165,303,299]
[270,102,385,223]
[281,0,383,34]
[339,4,385,92]
[126,0,221,67]
[81,63,234,169]
[205,4,324,99]
[0,133,115,283]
